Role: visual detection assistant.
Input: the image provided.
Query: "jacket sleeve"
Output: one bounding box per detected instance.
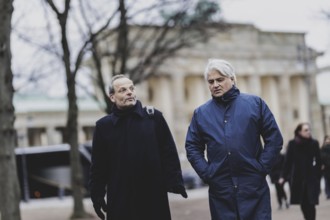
[185,110,209,182]
[155,112,185,189]
[89,123,107,200]
[258,98,283,174]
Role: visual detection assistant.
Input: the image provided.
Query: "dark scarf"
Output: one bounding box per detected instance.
[294,134,312,146]
[214,85,240,104]
[112,100,141,118]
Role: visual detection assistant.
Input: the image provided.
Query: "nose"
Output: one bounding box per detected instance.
[213,81,220,87]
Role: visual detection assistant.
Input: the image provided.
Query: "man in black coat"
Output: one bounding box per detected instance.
[89,74,187,220]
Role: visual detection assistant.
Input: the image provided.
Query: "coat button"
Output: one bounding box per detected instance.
[228,152,231,155]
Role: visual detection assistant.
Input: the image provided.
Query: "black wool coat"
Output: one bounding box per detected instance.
[321,144,330,179]
[89,101,185,220]
[282,137,321,205]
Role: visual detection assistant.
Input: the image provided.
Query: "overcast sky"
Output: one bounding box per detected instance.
[221,0,330,103]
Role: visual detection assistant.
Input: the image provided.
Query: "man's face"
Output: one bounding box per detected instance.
[110,77,137,109]
[207,69,234,98]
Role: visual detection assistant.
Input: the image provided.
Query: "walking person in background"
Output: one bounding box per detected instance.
[89,74,187,220]
[269,153,289,210]
[320,135,330,199]
[279,122,322,220]
[185,59,283,220]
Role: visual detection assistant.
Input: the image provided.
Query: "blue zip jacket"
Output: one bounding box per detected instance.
[185,86,283,220]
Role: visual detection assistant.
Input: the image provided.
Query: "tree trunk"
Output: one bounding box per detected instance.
[44,1,89,217]
[66,76,88,218]
[0,0,22,219]
[61,25,88,220]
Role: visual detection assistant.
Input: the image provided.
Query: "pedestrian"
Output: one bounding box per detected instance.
[89,74,187,220]
[279,122,322,220]
[185,58,283,220]
[269,153,289,210]
[320,135,330,199]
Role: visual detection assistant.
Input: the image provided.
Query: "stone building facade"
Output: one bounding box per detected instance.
[120,23,323,156]
[14,95,103,148]
[14,23,325,161]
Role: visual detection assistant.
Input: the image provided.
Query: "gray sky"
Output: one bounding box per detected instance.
[221,0,330,103]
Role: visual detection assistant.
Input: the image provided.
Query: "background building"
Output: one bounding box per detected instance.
[14,23,326,167]
[14,94,103,148]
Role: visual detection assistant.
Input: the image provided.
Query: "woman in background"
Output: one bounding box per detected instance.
[279,122,321,220]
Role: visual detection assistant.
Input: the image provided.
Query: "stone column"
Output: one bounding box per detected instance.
[308,74,324,141]
[247,74,262,96]
[185,76,206,113]
[78,125,85,144]
[236,76,248,93]
[149,76,173,128]
[46,126,61,145]
[16,128,29,147]
[171,74,188,156]
[261,76,281,127]
[295,77,309,121]
[278,75,293,146]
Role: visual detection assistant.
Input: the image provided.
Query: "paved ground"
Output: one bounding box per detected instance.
[21,183,330,220]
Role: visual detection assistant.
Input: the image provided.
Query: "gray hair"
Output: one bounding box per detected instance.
[204,59,237,85]
[109,74,129,95]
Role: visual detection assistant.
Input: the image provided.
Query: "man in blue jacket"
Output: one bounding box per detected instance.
[185,59,283,220]
[89,74,187,220]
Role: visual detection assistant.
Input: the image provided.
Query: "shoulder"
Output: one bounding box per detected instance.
[239,93,264,105]
[143,105,168,124]
[143,105,162,117]
[194,99,213,113]
[287,139,296,148]
[311,139,320,147]
[95,114,114,126]
[289,139,296,144]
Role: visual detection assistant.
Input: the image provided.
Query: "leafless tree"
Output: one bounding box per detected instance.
[0,0,22,219]
[84,0,225,113]
[12,0,225,218]
[38,0,91,218]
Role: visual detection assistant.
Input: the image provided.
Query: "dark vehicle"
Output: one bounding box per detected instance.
[15,144,91,201]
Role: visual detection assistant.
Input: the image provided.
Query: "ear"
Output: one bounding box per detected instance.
[230,77,235,85]
[109,94,115,103]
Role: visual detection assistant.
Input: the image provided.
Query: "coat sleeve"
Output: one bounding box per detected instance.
[185,110,209,182]
[258,99,283,174]
[281,142,293,181]
[313,140,322,178]
[155,112,185,189]
[89,123,107,200]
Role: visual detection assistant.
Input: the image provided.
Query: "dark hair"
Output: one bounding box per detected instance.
[108,74,129,95]
[294,122,310,137]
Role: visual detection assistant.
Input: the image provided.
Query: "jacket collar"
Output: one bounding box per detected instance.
[110,100,145,125]
[214,85,240,104]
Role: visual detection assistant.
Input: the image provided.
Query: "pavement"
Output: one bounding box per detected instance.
[20,182,330,220]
